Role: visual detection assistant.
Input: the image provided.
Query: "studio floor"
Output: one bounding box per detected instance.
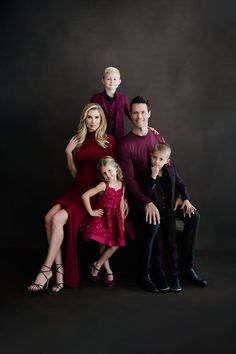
[1,241,235,354]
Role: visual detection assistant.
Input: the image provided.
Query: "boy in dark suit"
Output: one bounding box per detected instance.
[140,143,196,292]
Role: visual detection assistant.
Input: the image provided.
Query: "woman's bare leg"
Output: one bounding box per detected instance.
[45,204,63,265]
[44,208,68,265]
[45,205,64,290]
[28,207,68,290]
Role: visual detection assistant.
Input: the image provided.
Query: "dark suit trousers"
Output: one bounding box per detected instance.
[175,208,200,271]
[153,213,179,278]
[128,196,200,276]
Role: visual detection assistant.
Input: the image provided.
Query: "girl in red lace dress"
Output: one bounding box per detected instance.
[28,103,116,292]
[82,156,125,287]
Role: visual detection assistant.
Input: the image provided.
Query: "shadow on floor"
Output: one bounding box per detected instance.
[0,243,235,354]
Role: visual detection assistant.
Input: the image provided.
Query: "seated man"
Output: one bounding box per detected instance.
[117,96,207,293]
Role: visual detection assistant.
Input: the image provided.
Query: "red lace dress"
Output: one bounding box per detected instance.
[54,132,116,287]
[83,182,125,246]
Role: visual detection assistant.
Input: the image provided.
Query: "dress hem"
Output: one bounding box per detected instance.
[83,234,125,247]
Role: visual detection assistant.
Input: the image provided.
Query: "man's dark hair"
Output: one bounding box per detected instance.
[130,96,150,112]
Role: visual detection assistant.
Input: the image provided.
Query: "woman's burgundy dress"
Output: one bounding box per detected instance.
[55,133,116,287]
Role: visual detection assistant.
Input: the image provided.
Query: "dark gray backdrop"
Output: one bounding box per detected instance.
[1,0,235,249]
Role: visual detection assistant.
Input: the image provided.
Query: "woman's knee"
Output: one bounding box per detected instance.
[51,210,68,228]
[45,205,61,226]
[45,212,52,227]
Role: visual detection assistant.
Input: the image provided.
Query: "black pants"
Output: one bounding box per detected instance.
[128,196,200,276]
[152,213,179,278]
[175,207,200,271]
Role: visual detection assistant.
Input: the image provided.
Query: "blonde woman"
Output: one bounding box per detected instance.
[28,103,116,292]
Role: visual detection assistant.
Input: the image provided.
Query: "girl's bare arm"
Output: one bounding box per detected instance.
[81,182,106,217]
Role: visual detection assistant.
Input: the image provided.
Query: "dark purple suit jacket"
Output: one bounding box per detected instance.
[139,164,190,214]
[91,91,130,141]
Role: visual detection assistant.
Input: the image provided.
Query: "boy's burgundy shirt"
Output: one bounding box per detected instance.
[91,90,130,141]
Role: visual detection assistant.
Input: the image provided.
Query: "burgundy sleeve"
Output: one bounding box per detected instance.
[174,167,191,201]
[124,96,131,121]
[141,175,157,198]
[118,143,152,206]
[90,93,99,103]
[107,135,117,158]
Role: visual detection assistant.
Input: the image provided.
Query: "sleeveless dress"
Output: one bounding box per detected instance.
[83,182,125,246]
[54,132,116,287]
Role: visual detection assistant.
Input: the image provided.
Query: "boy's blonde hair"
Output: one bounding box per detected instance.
[97,155,123,182]
[76,103,108,148]
[152,143,172,158]
[103,66,120,78]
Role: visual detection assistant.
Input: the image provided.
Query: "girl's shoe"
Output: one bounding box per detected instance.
[52,264,64,293]
[105,273,115,288]
[28,265,52,292]
[91,262,100,282]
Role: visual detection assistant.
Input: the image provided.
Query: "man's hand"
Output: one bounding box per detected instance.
[181,200,196,217]
[123,199,129,219]
[145,202,160,225]
[148,127,159,135]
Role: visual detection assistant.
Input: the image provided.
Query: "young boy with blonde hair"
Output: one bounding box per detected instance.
[140,143,196,292]
[90,66,130,141]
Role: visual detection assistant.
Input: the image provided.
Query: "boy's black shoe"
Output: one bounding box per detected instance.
[170,276,182,293]
[185,268,207,287]
[156,277,170,292]
[141,274,159,293]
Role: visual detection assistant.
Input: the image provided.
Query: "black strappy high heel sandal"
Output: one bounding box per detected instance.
[52,264,64,293]
[28,264,52,292]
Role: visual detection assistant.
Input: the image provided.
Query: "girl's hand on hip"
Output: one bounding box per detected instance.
[90,209,104,217]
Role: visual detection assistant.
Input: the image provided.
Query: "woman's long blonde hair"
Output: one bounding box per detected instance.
[76,103,108,148]
[97,155,123,182]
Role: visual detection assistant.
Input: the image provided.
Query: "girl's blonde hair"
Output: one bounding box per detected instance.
[76,103,108,148]
[97,155,123,182]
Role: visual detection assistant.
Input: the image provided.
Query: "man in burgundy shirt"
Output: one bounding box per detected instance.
[118,96,207,293]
